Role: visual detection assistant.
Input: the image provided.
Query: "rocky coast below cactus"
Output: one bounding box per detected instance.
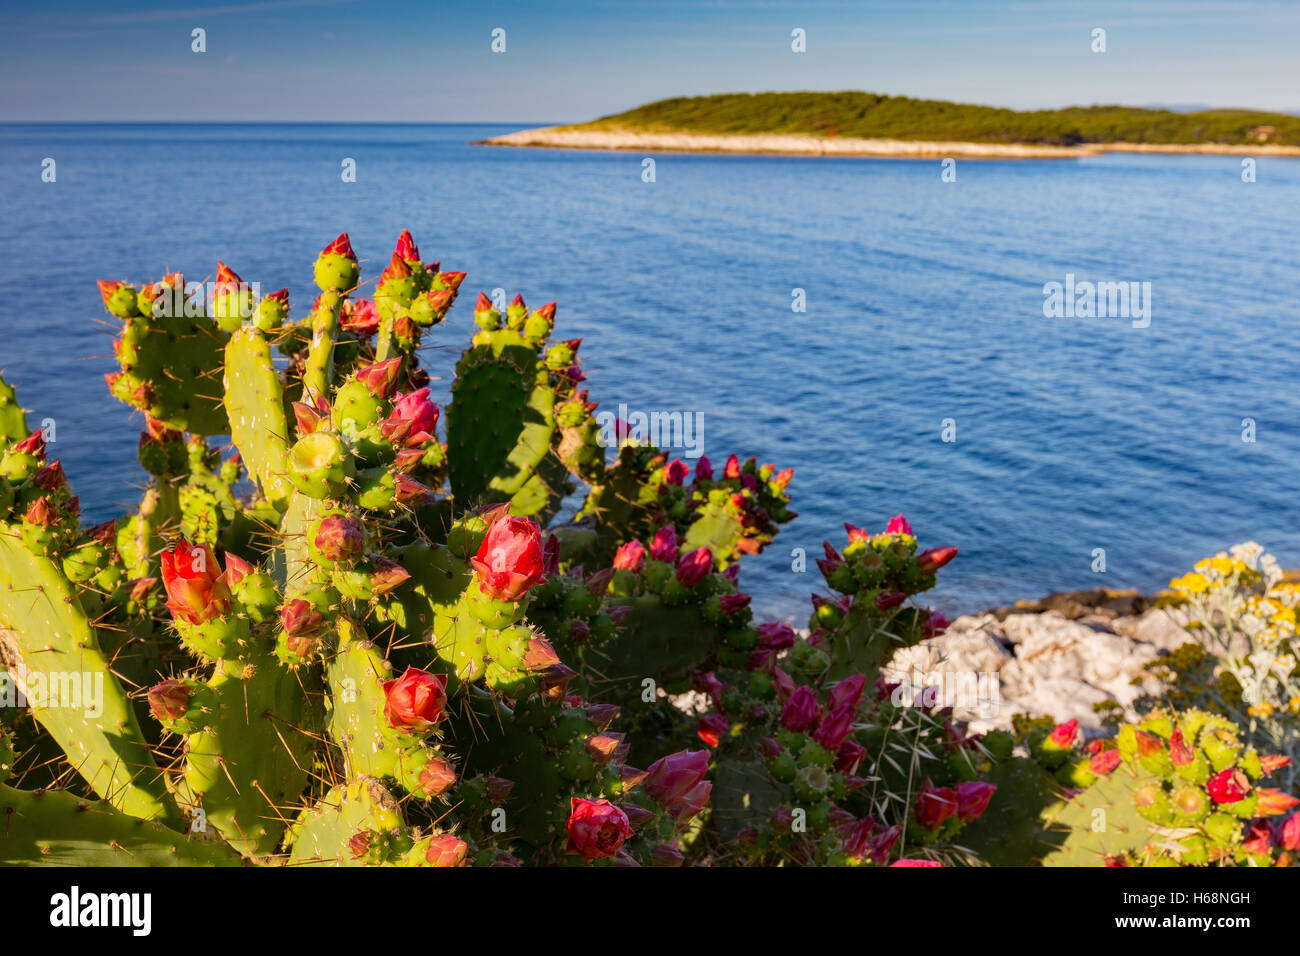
[0,230,1295,868]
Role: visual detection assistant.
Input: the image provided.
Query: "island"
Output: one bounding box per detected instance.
[481,91,1300,159]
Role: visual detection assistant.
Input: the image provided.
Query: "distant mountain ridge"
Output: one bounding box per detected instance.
[571,91,1300,146]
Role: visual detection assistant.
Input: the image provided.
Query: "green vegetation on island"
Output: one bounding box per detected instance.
[572,91,1300,146]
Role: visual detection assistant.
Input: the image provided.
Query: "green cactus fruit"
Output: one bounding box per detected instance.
[332,379,386,434]
[289,431,354,499]
[1170,785,1210,823]
[175,615,250,661]
[60,539,107,583]
[314,236,360,292]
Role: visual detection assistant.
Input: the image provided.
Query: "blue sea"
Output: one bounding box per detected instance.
[1,123,1297,620]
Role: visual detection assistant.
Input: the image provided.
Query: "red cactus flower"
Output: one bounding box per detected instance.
[885,513,912,535]
[1242,822,1273,856]
[389,388,439,437]
[649,525,678,562]
[694,456,713,481]
[1169,729,1194,765]
[890,859,941,867]
[160,539,232,625]
[914,779,957,829]
[916,546,958,574]
[1207,768,1251,804]
[470,515,546,602]
[612,539,646,572]
[771,467,793,490]
[723,454,741,479]
[1048,719,1079,749]
[1255,788,1300,816]
[675,547,713,587]
[355,358,402,398]
[1090,749,1123,775]
[341,298,380,336]
[382,666,447,732]
[424,833,467,867]
[566,798,633,861]
[955,781,996,822]
[781,686,819,733]
[1277,811,1300,851]
[1261,754,1292,775]
[844,522,870,544]
[697,714,728,748]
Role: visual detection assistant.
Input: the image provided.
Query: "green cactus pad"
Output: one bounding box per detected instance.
[0,784,243,866]
[181,656,321,858]
[446,332,556,504]
[224,328,293,508]
[0,535,176,823]
[286,777,410,866]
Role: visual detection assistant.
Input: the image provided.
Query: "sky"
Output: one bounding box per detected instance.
[0,0,1297,122]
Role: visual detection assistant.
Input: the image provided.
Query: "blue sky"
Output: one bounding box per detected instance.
[1,0,1297,121]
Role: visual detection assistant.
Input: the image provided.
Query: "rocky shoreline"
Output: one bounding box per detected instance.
[885,587,1195,734]
[479,126,1300,160]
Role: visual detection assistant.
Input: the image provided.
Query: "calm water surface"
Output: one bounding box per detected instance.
[1,123,1296,619]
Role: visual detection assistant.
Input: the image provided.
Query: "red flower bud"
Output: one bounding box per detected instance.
[355,358,403,399]
[694,456,713,481]
[382,666,447,732]
[470,515,547,602]
[643,750,710,809]
[1207,768,1251,804]
[724,454,740,479]
[885,513,912,535]
[370,558,411,595]
[424,833,467,867]
[696,714,728,748]
[566,798,633,861]
[613,539,646,572]
[955,781,996,822]
[416,757,457,797]
[675,547,713,587]
[1090,749,1123,775]
[914,778,957,829]
[1255,788,1300,816]
[781,686,819,733]
[916,546,958,574]
[147,679,193,723]
[719,593,751,616]
[314,514,364,563]
[875,590,907,611]
[663,459,689,486]
[649,525,678,562]
[835,739,867,774]
[389,388,439,436]
[395,229,419,261]
[321,232,356,259]
[812,703,856,752]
